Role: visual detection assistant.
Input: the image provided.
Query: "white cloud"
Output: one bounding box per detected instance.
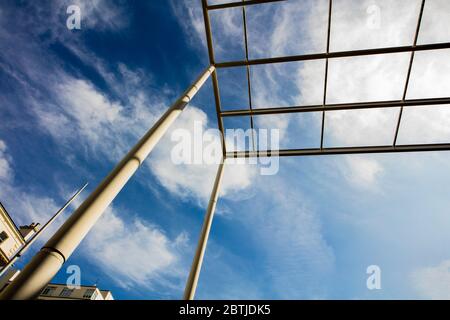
[341,155,383,189]
[1,189,61,239]
[0,140,13,182]
[83,206,188,289]
[407,49,450,99]
[246,0,328,59]
[209,7,246,61]
[35,74,165,162]
[235,173,335,298]
[148,107,257,204]
[330,0,422,52]
[411,259,450,299]
[398,105,450,144]
[170,0,207,50]
[33,71,255,205]
[418,0,450,44]
[325,108,399,147]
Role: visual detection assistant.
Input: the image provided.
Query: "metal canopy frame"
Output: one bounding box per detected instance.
[5,0,450,302]
[181,0,450,300]
[203,0,450,159]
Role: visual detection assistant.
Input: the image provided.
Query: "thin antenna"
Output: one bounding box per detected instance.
[0,183,88,279]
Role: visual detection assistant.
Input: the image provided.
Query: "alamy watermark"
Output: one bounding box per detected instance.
[66,5,81,30]
[171,121,280,176]
[366,265,382,290]
[66,264,81,289]
[366,4,381,30]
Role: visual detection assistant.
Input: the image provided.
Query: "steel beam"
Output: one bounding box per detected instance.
[393,0,426,146]
[202,0,227,156]
[226,143,450,158]
[241,1,256,151]
[216,42,450,68]
[320,0,333,149]
[0,66,215,300]
[207,0,286,11]
[220,97,450,117]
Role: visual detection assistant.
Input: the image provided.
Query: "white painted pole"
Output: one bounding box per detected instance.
[183,160,225,300]
[0,66,215,300]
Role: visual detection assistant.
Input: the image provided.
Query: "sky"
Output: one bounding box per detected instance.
[1,0,450,300]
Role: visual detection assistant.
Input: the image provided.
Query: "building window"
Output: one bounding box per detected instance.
[83,288,98,300]
[0,231,8,243]
[59,287,74,297]
[41,286,56,296]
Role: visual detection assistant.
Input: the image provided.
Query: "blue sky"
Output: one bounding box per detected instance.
[1,0,450,300]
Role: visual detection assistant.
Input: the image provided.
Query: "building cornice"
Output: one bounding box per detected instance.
[0,202,26,244]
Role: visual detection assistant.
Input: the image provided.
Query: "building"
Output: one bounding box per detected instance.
[0,268,114,300]
[0,202,40,267]
[38,283,113,300]
[0,201,114,300]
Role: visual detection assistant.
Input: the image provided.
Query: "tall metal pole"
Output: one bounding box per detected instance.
[0,183,88,279]
[0,66,215,300]
[183,160,225,300]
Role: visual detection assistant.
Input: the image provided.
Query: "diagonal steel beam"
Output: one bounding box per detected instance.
[393,0,426,146]
[241,1,257,151]
[320,0,333,149]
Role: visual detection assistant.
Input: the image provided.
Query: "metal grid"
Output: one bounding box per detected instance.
[202,0,450,159]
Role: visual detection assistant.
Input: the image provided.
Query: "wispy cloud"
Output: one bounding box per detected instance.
[0,140,13,182]
[83,205,189,291]
[210,167,336,298]
[411,259,450,299]
[170,0,207,51]
[148,106,257,204]
[340,155,384,189]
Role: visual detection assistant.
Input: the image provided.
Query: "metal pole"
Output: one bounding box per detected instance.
[183,160,225,300]
[0,183,87,279]
[0,66,215,300]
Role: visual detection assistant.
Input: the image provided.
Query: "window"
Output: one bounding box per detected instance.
[59,287,74,297]
[0,231,8,243]
[83,288,98,300]
[41,286,56,296]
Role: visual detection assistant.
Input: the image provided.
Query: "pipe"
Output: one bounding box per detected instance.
[183,161,225,300]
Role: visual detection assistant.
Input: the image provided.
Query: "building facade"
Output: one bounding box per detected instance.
[0,203,39,267]
[38,283,113,300]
